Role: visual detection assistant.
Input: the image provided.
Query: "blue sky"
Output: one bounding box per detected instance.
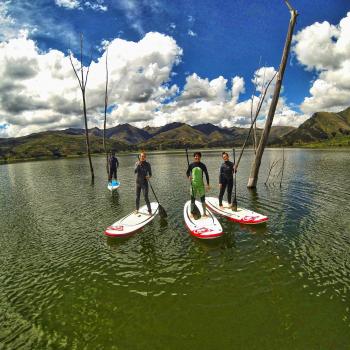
[0,0,349,137]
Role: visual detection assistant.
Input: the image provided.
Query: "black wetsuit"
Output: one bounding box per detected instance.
[219,160,234,206]
[108,155,119,180]
[135,161,152,213]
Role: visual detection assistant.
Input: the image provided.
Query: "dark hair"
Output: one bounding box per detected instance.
[222,152,228,157]
[193,152,202,158]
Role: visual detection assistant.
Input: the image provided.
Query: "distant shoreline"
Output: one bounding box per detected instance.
[1,144,349,165]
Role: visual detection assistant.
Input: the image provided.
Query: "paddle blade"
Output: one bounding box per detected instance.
[158,205,167,218]
[191,203,201,220]
[231,200,238,212]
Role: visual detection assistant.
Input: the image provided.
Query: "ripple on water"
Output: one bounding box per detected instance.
[1,151,350,348]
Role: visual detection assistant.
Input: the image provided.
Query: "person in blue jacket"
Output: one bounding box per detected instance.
[108,151,119,182]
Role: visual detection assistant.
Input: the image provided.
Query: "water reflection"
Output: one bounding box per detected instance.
[1,149,350,348]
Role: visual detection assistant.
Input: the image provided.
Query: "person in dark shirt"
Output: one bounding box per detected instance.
[218,151,235,207]
[108,151,119,181]
[186,152,210,217]
[135,151,152,215]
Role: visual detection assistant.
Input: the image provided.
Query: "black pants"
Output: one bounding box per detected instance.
[191,195,206,214]
[136,182,151,212]
[109,168,117,181]
[219,178,233,206]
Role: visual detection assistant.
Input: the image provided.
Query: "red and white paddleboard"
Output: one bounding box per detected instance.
[183,200,223,239]
[206,197,268,225]
[104,202,159,237]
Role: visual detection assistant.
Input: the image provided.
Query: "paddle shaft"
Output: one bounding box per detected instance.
[148,178,159,203]
[233,148,237,203]
[185,148,196,195]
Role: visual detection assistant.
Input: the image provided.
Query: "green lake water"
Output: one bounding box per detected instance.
[0,149,349,349]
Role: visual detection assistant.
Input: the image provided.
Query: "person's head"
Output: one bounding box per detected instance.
[193,151,201,162]
[140,151,146,162]
[222,151,229,161]
[111,150,116,156]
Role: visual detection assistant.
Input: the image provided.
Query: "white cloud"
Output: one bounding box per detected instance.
[55,0,80,9]
[0,32,183,137]
[84,1,108,12]
[231,76,245,104]
[179,74,228,105]
[118,0,144,35]
[293,12,350,113]
[188,30,197,37]
[0,28,308,138]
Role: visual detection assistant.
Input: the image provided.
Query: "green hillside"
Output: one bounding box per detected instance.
[283,107,350,145]
[0,131,130,162]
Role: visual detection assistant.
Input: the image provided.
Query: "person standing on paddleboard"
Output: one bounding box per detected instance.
[108,150,119,182]
[218,151,235,208]
[135,151,152,215]
[186,152,210,217]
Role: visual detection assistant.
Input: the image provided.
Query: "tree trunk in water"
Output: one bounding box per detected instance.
[247,1,297,188]
[103,47,109,175]
[82,91,94,180]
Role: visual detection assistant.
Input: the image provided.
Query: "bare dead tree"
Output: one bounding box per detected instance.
[247,0,298,188]
[264,159,280,185]
[103,45,109,175]
[279,147,285,187]
[235,71,277,169]
[69,34,94,181]
[254,65,267,148]
[250,56,262,153]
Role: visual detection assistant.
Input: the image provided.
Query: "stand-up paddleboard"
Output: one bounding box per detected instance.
[206,197,268,224]
[104,202,159,237]
[183,200,223,239]
[107,180,120,191]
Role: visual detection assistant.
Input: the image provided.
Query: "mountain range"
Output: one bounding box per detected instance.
[1,107,349,162]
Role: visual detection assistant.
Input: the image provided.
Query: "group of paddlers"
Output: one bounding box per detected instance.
[108,150,236,217]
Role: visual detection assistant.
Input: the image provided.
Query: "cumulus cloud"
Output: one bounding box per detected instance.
[0,27,308,138]
[178,74,228,105]
[0,32,183,137]
[293,12,350,113]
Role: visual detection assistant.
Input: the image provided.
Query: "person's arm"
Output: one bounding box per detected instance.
[148,163,152,178]
[231,161,236,174]
[116,157,119,168]
[134,161,140,174]
[202,163,210,185]
[219,164,224,184]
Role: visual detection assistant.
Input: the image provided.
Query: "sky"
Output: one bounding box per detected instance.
[0,0,349,137]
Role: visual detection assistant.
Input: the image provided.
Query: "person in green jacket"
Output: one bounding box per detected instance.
[186,152,210,217]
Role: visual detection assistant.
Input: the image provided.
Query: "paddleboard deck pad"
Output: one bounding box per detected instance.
[183,200,223,239]
[108,180,120,191]
[206,197,268,224]
[104,202,159,237]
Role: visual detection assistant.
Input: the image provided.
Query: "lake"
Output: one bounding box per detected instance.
[0,149,349,349]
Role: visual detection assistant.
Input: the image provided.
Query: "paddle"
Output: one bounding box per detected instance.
[185,147,201,219]
[137,155,167,218]
[232,148,238,211]
[148,178,167,218]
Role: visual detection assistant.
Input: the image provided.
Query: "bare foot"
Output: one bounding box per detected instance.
[219,205,224,209]
[134,210,139,214]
